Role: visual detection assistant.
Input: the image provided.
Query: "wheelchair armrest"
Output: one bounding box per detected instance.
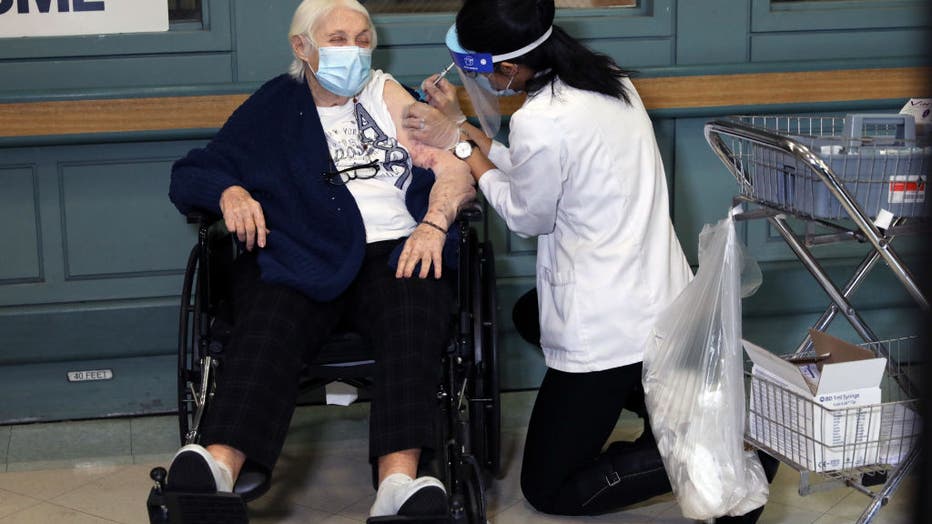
[456,200,483,223]
[185,210,221,226]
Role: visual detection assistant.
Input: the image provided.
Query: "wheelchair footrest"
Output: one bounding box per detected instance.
[147,487,249,524]
[367,515,452,524]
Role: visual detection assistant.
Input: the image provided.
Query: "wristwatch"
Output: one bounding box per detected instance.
[453,139,478,160]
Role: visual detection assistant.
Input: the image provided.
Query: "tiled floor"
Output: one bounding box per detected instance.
[0,391,918,523]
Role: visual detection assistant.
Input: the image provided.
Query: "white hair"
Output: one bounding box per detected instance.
[287,0,377,81]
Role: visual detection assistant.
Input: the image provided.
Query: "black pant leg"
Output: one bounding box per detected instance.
[520,363,671,515]
[347,242,453,461]
[199,252,342,472]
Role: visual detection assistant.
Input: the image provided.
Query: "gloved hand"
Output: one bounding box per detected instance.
[421,75,466,123]
[403,102,460,150]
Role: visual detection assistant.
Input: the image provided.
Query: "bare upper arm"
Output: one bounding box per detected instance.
[383,78,417,151]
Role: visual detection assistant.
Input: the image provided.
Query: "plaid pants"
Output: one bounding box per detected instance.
[200,240,453,473]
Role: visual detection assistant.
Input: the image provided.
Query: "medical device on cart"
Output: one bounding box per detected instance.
[704,114,928,524]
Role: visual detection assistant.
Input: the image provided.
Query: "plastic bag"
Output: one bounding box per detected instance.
[642,208,768,519]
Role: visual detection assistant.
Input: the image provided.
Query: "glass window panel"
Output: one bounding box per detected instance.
[168,0,202,23]
[363,0,636,15]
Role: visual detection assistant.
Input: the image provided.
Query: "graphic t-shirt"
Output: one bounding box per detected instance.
[317,70,417,243]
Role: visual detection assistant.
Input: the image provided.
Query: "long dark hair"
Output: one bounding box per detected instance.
[456,0,633,104]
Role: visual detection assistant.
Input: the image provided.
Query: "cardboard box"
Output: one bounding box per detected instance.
[744,330,887,472]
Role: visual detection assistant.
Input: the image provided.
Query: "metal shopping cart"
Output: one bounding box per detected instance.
[703,114,929,523]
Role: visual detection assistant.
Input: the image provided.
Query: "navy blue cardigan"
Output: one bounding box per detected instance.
[169,74,448,301]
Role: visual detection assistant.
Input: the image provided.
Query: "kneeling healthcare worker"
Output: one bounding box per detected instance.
[402,0,778,520]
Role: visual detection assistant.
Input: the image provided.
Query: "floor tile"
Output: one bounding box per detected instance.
[812,514,862,524]
[333,493,375,523]
[485,433,525,518]
[593,494,677,521]
[257,446,373,515]
[0,502,116,523]
[129,415,178,462]
[6,419,132,470]
[314,513,364,524]
[822,473,917,523]
[284,402,371,452]
[763,466,852,514]
[248,501,338,523]
[651,503,699,523]
[0,464,119,501]
[0,427,10,472]
[0,490,40,520]
[51,463,157,524]
[492,498,629,523]
[755,500,824,524]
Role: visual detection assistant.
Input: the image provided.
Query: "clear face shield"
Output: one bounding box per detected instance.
[445,24,553,138]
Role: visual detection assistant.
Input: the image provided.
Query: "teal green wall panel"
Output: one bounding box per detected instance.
[0,300,178,365]
[751,29,930,63]
[588,39,673,68]
[0,166,41,283]
[743,257,921,317]
[0,355,175,423]
[231,0,299,83]
[0,55,235,93]
[676,0,749,65]
[0,140,202,307]
[751,0,930,32]
[495,278,545,390]
[60,160,190,279]
[673,117,741,265]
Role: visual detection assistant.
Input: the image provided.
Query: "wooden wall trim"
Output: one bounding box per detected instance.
[1,67,928,139]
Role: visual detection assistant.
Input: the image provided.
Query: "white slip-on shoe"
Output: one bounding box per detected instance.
[396,475,447,517]
[166,444,234,493]
[370,473,413,517]
[370,473,448,517]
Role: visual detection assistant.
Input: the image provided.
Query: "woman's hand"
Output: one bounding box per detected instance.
[403,102,460,150]
[219,185,269,251]
[396,222,447,279]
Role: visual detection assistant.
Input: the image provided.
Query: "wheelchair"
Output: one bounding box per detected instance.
[147,204,501,524]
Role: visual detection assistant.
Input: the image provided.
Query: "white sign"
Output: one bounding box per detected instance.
[0,0,169,38]
[67,368,113,382]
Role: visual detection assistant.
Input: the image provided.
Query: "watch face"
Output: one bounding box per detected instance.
[454,140,472,159]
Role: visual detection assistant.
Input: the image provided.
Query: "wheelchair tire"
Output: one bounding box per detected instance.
[459,453,487,524]
[177,244,201,446]
[469,239,502,478]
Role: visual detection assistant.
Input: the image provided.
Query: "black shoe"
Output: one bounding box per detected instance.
[166,444,234,493]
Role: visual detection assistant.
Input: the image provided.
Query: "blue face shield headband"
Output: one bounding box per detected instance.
[444,24,553,137]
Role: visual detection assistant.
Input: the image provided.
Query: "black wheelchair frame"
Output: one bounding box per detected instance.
[148,205,500,524]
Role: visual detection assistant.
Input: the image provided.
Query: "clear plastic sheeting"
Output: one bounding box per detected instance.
[642,209,768,520]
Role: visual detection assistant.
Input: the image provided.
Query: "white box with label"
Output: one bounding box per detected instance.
[745,330,887,473]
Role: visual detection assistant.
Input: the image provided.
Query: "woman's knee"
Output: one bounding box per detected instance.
[520,466,559,514]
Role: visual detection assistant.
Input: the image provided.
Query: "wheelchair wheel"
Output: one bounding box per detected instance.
[469,238,501,477]
[177,241,219,447]
[459,454,487,524]
[177,243,201,445]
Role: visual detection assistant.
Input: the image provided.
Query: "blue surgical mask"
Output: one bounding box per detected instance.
[311,46,372,97]
[476,72,517,97]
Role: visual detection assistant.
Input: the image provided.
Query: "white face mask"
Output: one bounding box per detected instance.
[476,71,517,97]
[310,45,372,97]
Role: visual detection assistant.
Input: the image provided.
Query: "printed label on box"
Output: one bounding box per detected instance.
[888,175,925,204]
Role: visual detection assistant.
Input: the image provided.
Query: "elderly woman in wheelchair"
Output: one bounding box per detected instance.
[162,0,484,519]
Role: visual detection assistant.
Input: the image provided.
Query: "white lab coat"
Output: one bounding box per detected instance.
[479,77,693,372]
